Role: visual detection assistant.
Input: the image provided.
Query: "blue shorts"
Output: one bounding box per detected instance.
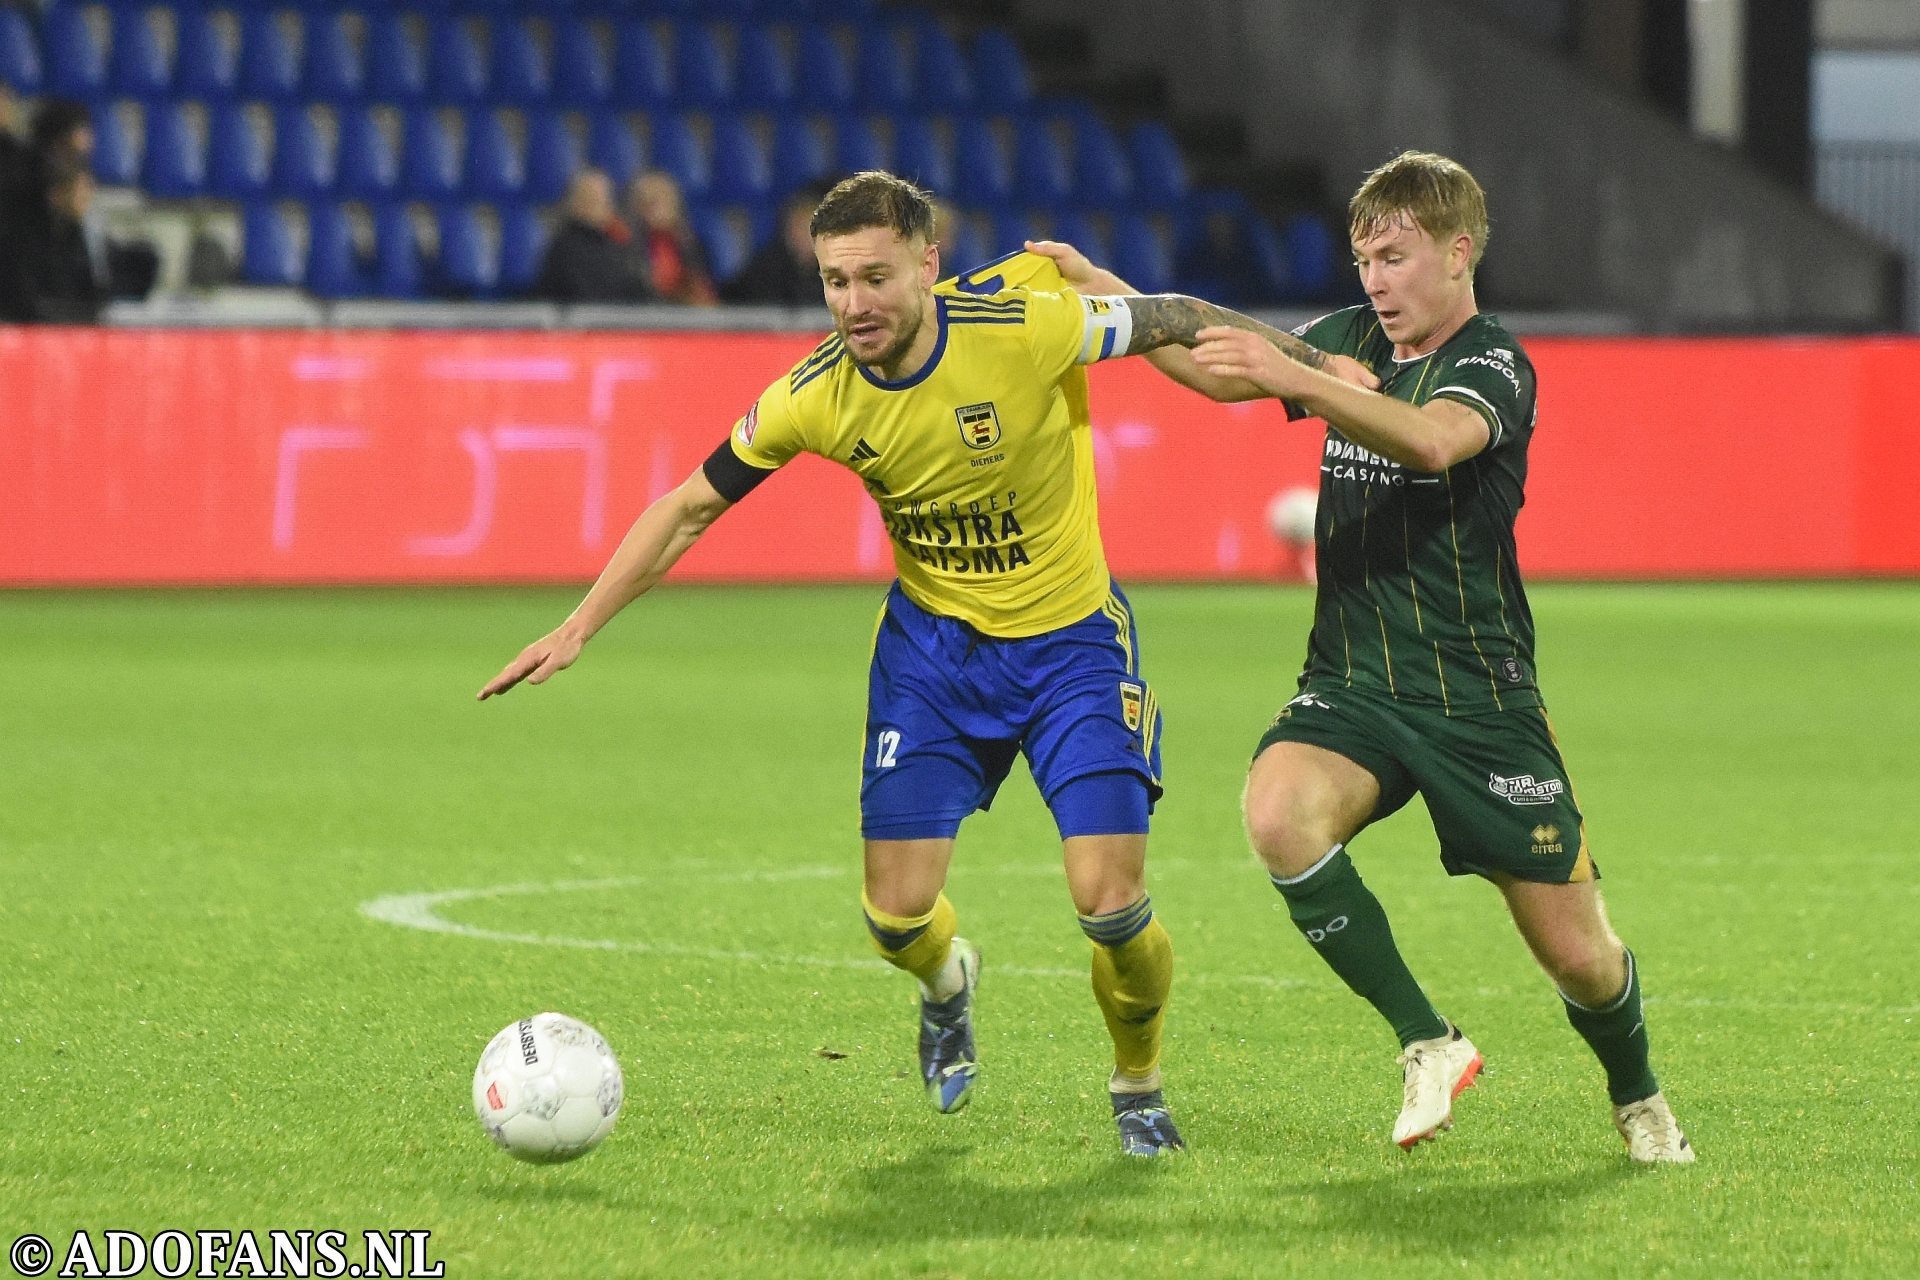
[861,581,1164,841]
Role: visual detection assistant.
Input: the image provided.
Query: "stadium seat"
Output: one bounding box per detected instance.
[273,105,335,197]
[438,204,499,297]
[710,113,769,203]
[696,0,753,22]
[143,100,208,196]
[733,25,793,111]
[1127,121,1188,209]
[914,25,971,113]
[587,110,647,191]
[242,201,305,286]
[771,114,830,195]
[239,10,301,101]
[817,0,878,21]
[673,22,730,108]
[651,112,709,200]
[613,19,670,108]
[553,19,611,107]
[464,107,525,200]
[367,13,426,103]
[833,113,887,175]
[304,11,365,102]
[112,6,172,99]
[176,8,238,100]
[755,0,818,20]
[955,116,1011,206]
[306,201,370,298]
[893,115,951,195]
[499,203,548,294]
[793,25,851,112]
[0,7,43,95]
[525,109,582,202]
[970,28,1030,113]
[1282,213,1338,299]
[46,4,108,99]
[338,105,400,198]
[856,26,910,113]
[428,16,488,104]
[1072,117,1131,210]
[1052,208,1110,273]
[1113,211,1172,292]
[492,18,549,103]
[402,108,463,200]
[1014,118,1069,209]
[373,202,424,297]
[942,213,986,279]
[982,206,1045,260]
[209,103,273,198]
[692,204,751,283]
[89,100,143,187]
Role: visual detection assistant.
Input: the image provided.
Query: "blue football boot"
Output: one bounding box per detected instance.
[1113,1088,1186,1157]
[919,938,981,1113]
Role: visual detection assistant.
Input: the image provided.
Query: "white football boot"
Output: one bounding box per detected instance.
[1392,1021,1483,1149]
[1612,1091,1695,1163]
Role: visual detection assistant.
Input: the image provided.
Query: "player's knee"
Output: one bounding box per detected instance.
[1242,776,1331,876]
[1543,938,1627,1006]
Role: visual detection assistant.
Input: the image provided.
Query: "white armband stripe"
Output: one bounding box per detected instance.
[1077,295,1134,365]
[1431,384,1504,446]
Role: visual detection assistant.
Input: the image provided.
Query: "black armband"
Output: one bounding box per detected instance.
[702,438,777,503]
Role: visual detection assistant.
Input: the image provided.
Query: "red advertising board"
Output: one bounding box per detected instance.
[1,326,1916,585]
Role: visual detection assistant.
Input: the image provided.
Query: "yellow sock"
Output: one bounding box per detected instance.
[1082,898,1172,1085]
[861,892,957,987]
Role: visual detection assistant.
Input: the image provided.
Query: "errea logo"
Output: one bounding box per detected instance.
[1489,773,1564,806]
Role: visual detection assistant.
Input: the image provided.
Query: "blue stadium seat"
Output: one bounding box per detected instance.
[90,101,142,186]
[306,202,369,297]
[941,212,986,279]
[1113,211,1172,292]
[438,205,499,297]
[338,105,399,198]
[1071,117,1131,210]
[692,203,751,283]
[0,7,43,95]
[112,6,171,99]
[428,16,488,104]
[492,18,549,103]
[673,23,730,108]
[1127,121,1188,209]
[857,26,910,112]
[499,203,548,294]
[402,108,462,200]
[464,107,525,200]
[525,109,581,202]
[1014,118,1069,209]
[770,115,828,194]
[651,111,709,200]
[733,25,792,111]
[367,13,426,102]
[954,116,1010,206]
[833,114,887,175]
[914,25,970,113]
[46,4,108,99]
[613,19,670,107]
[243,201,304,286]
[553,19,611,107]
[793,25,850,112]
[710,113,768,203]
[1282,213,1338,299]
[273,105,335,196]
[588,110,647,190]
[374,202,424,297]
[239,10,301,101]
[893,115,951,195]
[143,100,207,195]
[209,102,273,198]
[1052,208,1110,271]
[304,11,364,101]
[755,0,818,19]
[816,0,877,20]
[983,206,1044,260]
[696,0,753,22]
[176,8,238,100]
[970,28,1030,113]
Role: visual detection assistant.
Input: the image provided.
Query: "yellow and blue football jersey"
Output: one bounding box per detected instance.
[724,251,1133,637]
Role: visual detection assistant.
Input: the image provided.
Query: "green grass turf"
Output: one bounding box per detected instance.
[3,582,1917,1279]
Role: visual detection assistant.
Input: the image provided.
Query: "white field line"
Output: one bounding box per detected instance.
[357,873,1919,1015]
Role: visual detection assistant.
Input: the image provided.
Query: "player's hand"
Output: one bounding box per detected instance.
[1325,354,1381,391]
[1193,326,1374,399]
[1023,239,1100,287]
[477,628,585,700]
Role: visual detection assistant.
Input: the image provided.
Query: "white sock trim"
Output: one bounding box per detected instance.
[1270,843,1345,888]
[917,947,966,1002]
[1560,948,1636,1014]
[1109,1067,1163,1095]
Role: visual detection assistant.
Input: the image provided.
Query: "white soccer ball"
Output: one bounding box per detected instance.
[1267,486,1319,547]
[472,1013,624,1163]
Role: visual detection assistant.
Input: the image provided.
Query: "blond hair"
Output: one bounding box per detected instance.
[1349,151,1489,271]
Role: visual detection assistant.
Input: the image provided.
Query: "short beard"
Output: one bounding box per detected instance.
[840,304,924,372]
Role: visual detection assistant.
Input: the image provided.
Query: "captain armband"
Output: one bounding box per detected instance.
[702,437,777,503]
[1077,294,1135,365]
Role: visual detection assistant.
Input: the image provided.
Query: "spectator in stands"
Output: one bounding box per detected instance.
[719,181,830,307]
[0,83,28,211]
[532,167,654,305]
[627,169,717,307]
[0,167,109,324]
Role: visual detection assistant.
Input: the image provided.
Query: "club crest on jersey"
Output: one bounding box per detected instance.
[956,401,1002,450]
[1119,682,1144,732]
[738,402,759,447]
[1490,773,1565,806]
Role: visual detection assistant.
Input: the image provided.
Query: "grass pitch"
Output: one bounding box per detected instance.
[3,582,1917,1279]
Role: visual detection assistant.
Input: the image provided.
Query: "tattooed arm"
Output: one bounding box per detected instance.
[1124,294,1329,370]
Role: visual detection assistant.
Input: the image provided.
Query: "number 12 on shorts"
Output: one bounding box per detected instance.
[875,729,902,768]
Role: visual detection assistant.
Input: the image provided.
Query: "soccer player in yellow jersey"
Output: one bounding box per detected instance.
[480,171,1336,1156]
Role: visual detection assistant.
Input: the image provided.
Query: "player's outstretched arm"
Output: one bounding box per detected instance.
[477,468,733,700]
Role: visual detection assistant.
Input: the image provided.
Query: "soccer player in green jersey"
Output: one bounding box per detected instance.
[1032,151,1693,1163]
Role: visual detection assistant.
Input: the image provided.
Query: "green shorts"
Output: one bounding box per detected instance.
[1254,682,1596,884]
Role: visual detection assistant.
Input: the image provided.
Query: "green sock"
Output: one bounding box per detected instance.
[1562,948,1659,1105]
[1271,846,1448,1047]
